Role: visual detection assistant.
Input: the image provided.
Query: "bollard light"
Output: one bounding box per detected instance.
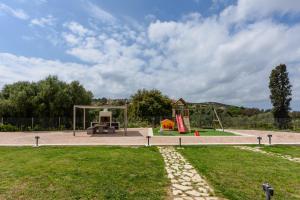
[267,134,272,145]
[35,136,40,147]
[257,136,262,145]
[179,137,182,147]
[159,127,163,135]
[146,136,151,146]
[262,183,274,200]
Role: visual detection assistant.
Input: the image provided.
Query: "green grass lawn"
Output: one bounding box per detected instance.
[178,146,300,200]
[261,145,300,158]
[153,127,236,136]
[0,146,169,200]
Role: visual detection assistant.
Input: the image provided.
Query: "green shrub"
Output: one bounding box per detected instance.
[0,124,19,132]
[128,120,150,128]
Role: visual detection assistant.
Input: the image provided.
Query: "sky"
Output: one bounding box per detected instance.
[0,0,300,110]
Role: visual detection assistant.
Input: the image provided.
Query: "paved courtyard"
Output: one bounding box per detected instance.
[0,128,300,146]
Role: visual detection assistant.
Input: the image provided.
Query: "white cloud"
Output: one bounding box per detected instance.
[0,53,86,84]
[0,3,29,20]
[66,48,104,63]
[1,0,300,109]
[221,0,300,24]
[64,21,93,36]
[59,2,300,108]
[0,52,145,98]
[62,33,81,46]
[147,18,300,105]
[86,1,116,23]
[30,15,56,27]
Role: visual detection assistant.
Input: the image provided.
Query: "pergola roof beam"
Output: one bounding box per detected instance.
[74,105,126,109]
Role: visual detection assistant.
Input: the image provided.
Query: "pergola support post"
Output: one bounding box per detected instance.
[73,106,76,136]
[83,108,86,130]
[124,104,128,136]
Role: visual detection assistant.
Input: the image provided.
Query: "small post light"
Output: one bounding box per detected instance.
[257,136,262,145]
[159,127,163,135]
[146,136,151,146]
[152,117,155,128]
[262,183,274,200]
[35,136,40,147]
[179,137,182,147]
[267,134,272,145]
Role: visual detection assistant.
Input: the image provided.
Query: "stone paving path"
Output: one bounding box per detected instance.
[235,146,300,163]
[2,129,300,146]
[158,146,225,200]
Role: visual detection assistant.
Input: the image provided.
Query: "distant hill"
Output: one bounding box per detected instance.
[186,101,265,117]
[188,101,233,109]
[92,97,300,119]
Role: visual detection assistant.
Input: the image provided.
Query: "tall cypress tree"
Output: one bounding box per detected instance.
[269,64,292,129]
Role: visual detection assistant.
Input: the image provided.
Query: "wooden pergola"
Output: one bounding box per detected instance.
[73,104,128,136]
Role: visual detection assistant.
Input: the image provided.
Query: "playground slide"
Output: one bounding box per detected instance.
[176,114,186,133]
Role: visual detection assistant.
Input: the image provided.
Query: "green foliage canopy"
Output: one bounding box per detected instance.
[129,89,172,120]
[0,76,93,118]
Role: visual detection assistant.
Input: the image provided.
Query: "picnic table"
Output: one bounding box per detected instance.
[87,124,116,134]
[87,124,105,134]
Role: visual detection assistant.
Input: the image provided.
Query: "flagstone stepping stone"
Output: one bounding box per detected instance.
[182,197,194,200]
[186,190,201,196]
[158,146,226,200]
[235,146,300,163]
[173,189,183,196]
[173,184,193,191]
[181,182,192,186]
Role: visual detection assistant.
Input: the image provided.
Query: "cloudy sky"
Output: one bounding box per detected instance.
[0,0,300,110]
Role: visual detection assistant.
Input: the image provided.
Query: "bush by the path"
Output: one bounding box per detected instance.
[0,124,18,132]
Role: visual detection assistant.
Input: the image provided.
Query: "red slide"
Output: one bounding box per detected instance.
[176,114,186,133]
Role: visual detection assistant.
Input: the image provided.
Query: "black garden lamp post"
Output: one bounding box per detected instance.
[35,136,40,147]
[262,183,274,200]
[146,136,151,146]
[257,136,262,145]
[267,134,272,145]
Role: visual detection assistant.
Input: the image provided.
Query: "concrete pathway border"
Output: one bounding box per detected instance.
[1,128,300,146]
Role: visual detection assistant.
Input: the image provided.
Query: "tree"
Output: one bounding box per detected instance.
[269,64,292,129]
[129,89,172,121]
[0,76,93,118]
[0,82,37,117]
